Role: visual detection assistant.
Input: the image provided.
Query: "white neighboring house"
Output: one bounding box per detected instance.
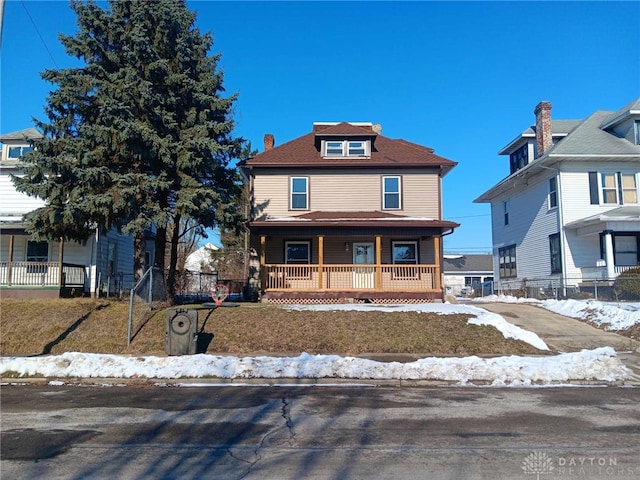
[184,242,219,273]
[0,128,155,298]
[475,99,640,294]
[443,254,493,296]
[183,242,219,294]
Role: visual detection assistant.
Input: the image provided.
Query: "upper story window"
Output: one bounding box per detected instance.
[635,120,640,145]
[621,173,638,204]
[290,176,309,210]
[8,145,34,159]
[592,172,639,205]
[324,140,369,157]
[382,176,401,209]
[548,177,558,209]
[509,144,529,174]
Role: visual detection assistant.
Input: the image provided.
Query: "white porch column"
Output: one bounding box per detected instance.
[603,230,615,280]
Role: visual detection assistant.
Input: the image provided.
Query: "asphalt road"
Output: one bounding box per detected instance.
[2,384,639,480]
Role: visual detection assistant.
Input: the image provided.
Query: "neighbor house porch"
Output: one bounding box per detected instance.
[0,232,86,298]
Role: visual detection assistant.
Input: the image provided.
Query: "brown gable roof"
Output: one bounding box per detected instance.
[243,123,457,172]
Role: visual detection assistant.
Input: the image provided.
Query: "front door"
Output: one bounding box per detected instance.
[353,242,374,288]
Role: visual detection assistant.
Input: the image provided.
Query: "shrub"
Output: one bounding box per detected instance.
[614,267,640,300]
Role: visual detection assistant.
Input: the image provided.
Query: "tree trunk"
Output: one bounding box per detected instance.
[133,229,146,281]
[154,225,166,272]
[166,214,181,298]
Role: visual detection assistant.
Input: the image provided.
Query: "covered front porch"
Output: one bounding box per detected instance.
[566,206,640,282]
[248,213,458,303]
[0,233,87,298]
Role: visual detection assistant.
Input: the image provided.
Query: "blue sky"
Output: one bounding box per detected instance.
[1,1,639,252]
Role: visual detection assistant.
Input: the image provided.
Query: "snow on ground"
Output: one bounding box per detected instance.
[0,301,632,386]
[473,295,640,331]
[0,348,626,386]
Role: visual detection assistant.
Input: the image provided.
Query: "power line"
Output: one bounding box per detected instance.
[21,0,58,68]
[446,214,491,219]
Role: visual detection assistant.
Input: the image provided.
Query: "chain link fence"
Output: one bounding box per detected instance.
[473,275,640,302]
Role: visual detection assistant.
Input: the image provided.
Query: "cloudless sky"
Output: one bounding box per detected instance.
[1,1,639,252]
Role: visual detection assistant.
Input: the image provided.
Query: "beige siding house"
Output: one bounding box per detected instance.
[239,122,459,303]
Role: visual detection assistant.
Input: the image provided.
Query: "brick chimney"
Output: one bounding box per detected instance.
[534,101,552,158]
[264,134,274,151]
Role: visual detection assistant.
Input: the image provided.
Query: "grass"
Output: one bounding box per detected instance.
[0,298,545,357]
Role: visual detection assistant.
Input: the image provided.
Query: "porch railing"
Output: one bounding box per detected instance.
[263,264,440,292]
[580,265,637,281]
[0,261,86,287]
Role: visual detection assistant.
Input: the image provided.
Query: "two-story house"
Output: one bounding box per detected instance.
[0,128,154,298]
[475,99,640,295]
[239,122,459,303]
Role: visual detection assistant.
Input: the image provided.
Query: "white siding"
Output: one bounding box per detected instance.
[490,174,560,281]
[253,168,441,219]
[0,171,45,217]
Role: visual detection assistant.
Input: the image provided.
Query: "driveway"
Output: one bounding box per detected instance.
[476,301,640,384]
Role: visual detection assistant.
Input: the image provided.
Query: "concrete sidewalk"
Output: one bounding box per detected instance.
[476,301,640,384]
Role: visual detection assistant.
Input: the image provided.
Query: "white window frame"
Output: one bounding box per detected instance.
[347,141,366,156]
[382,175,401,210]
[290,176,309,210]
[548,177,558,209]
[7,145,34,159]
[325,141,344,156]
[601,172,618,204]
[599,172,639,205]
[323,140,369,157]
[620,173,638,204]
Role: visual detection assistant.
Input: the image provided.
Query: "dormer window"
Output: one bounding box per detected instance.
[326,141,344,156]
[324,140,369,157]
[509,144,529,174]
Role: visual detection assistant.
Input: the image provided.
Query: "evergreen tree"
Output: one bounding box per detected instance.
[13,0,243,291]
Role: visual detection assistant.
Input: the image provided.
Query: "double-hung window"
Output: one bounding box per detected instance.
[601,173,618,204]
[348,141,366,155]
[621,174,638,204]
[324,140,369,157]
[591,172,639,205]
[325,141,344,156]
[498,245,517,278]
[290,177,309,210]
[382,176,401,209]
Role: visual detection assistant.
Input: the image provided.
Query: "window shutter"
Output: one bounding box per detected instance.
[588,172,599,205]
